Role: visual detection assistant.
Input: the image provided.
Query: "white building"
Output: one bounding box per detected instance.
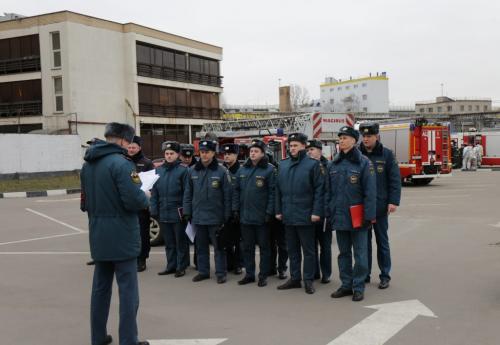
[320,73,389,113]
[0,11,223,158]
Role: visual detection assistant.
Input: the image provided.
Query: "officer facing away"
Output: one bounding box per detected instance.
[306,139,333,284]
[276,133,325,294]
[80,122,150,345]
[359,122,401,289]
[183,140,233,284]
[234,139,275,287]
[127,135,154,272]
[327,126,376,302]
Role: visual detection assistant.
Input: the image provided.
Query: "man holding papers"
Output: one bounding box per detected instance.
[150,141,189,278]
[326,126,376,302]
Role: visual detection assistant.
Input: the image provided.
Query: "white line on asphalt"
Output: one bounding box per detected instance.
[35,198,80,203]
[0,250,213,255]
[326,300,437,345]
[489,222,500,228]
[25,208,86,233]
[402,195,471,199]
[404,203,448,206]
[0,232,84,246]
[148,339,227,345]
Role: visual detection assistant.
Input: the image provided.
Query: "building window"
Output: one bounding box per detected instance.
[54,76,63,112]
[330,99,334,104]
[362,94,367,100]
[460,105,465,111]
[468,105,472,111]
[447,106,452,112]
[51,32,61,68]
[420,108,425,113]
[476,105,480,111]
[362,83,367,87]
[428,107,433,113]
[437,106,442,112]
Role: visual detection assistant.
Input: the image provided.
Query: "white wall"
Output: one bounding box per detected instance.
[0,134,83,174]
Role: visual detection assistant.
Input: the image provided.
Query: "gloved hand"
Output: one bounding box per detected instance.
[232,211,240,223]
[183,214,192,223]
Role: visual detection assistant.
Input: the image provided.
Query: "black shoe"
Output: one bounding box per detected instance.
[314,274,321,280]
[352,291,364,302]
[233,267,243,275]
[174,270,186,278]
[137,259,146,272]
[365,276,371,283]
[258,278,267,287]
[158,268,176,276]
[278,271,288,280]
[321,277,331,284]
[192,274,210,282]
[304,280,315,294]
[268,269,277,276]
[97,335,112,345]
[86,260,95,266]
[217,276,227,284]
[277,279,302,290]
[331,288,353,298]
[238,276,255,285]
[138,342,150,345]
[378,279,390,289]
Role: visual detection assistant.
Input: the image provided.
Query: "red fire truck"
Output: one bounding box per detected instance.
[378,118,452,185]
[451,130,500,166]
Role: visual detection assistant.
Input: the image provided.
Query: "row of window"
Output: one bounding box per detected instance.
[322,83,367,92]
[419,104,489,113]
[327,94,368,104]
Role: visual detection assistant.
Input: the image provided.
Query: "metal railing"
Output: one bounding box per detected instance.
[0,100,42,117]
[0,56,41,75]
[137,63,223,87]
[139,103,221,120]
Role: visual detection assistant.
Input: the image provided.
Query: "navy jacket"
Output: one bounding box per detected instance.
[326,147,377,231]
[183,158,232,225]
[276,150,325,226]
[150,160,188,223]
[224,161,240,213]
[80,142,149,261]
[234,156,276,225]
[360,142,401,216]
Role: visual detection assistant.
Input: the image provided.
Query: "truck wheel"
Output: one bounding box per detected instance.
[149,218,163,246]
[412,178,433,186]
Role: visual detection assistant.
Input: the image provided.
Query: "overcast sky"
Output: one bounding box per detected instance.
[4,0,500,107]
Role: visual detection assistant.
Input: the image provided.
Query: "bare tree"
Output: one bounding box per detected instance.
[290,84,310,111]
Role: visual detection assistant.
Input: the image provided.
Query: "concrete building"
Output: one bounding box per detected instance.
[320,73,389,113]
[415,96,492,115]
[0,11,223,158]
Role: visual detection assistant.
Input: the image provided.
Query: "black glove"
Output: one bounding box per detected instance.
[232,211,240,223]
[362,220,373,229]
[183,214,192,222]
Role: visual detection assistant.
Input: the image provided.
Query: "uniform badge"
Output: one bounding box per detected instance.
[350,175,359,184]
[131,171,141,184]
[212,179,220,188]
[377,165,384,173]
[255,177,265,188]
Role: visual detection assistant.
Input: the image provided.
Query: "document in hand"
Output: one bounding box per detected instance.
[185,222,196,242]
[138,170,160,192]
[349,204,364,229]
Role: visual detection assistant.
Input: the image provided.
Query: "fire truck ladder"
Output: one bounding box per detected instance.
[200,113,312,137]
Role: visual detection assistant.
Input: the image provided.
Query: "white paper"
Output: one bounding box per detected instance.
[185,222,197,242]
[138,170,160,192]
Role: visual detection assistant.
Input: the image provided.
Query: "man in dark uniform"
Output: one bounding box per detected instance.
[234,139,275,287]
[306,139,333,284]
[275,133,325,294]
[222,143,243,275]
[326,126,376,302]
[127,136,154,272]
[80,122,150,345]
[359,122,401,289]
[180,144,197,167]
[183,140,233,284]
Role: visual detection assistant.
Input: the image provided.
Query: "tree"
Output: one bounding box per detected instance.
[290,84,310,111]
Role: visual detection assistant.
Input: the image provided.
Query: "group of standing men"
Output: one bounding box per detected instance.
[80,121,401,345]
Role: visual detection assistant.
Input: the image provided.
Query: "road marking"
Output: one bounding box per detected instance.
[25,208,86,233]
[0,251,208,255]
[148,340,227,345]
[35,198,80,203]
[327,300,437,345]
[404,203,448,207]
[0,232,84,246]
[489,222,500,228]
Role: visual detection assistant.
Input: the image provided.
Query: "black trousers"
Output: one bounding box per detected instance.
[269,218,288,274]
[223,220,243,270]
[138,210,151,260]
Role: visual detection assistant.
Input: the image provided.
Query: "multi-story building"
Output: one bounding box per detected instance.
[0,11,223,157]
[320,73,389,113]
[415,96,492,115]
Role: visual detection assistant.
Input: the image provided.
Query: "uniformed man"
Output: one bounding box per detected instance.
[327,126,376,302]
[234,139,275,287]
[275,133,324,294]
[183,140,232,284]
[80,122,150,345]
[359,122,401,289]
[180,144,197,167]
[127,136,154,272]
[150,141,189,278]
[222,143,243,275]
[306,139,333,284]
